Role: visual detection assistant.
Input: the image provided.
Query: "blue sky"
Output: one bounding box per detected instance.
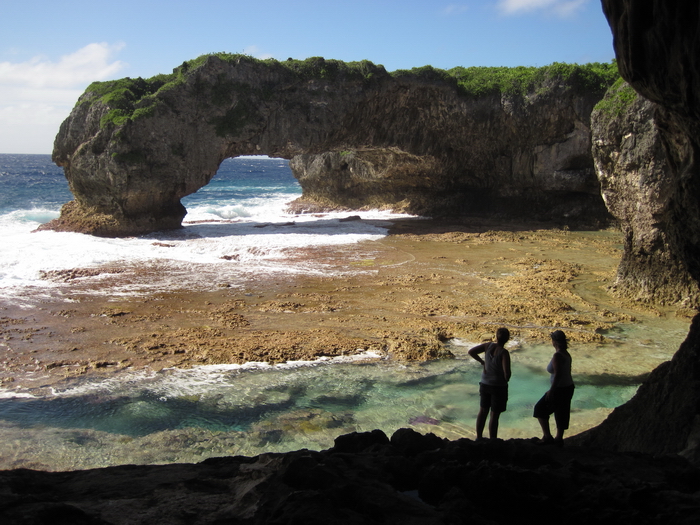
[1,0,615,154]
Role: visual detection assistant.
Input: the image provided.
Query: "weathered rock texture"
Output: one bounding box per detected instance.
[592,81,700,306]
[574,1,700,458]
[2,430,699,524]
[45,57,614,236]
[600,1,700,297]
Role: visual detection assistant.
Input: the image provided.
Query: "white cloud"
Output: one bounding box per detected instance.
[0,43,127,154]
[497,0,588,17]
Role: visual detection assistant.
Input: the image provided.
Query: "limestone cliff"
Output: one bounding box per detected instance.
[591,80,700,307]
[574,0,700,460]
[45,57,616,236]
[599,0,700,292]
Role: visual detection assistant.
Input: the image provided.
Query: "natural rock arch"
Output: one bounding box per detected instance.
[45,56,616,237]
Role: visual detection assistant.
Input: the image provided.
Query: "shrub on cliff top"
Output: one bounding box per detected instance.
[593,78,639,119]
[83,53,619,129]
[279,56,387,82]
[446,61,619,99]
[179,53,387,83]
[85,75,175,128]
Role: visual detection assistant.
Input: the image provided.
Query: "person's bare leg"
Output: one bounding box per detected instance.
[538,417,553,441]
[476,407,489,439]
[554,427,565,444]
[489,410,502,439]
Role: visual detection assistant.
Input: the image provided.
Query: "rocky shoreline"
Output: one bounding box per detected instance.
[6,1,700,521]
[1,218,689,395]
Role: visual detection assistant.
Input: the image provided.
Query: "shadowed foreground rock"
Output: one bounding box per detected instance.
[2,429,699,524]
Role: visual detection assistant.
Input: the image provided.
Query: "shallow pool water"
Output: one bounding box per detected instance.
[0,337,655,471]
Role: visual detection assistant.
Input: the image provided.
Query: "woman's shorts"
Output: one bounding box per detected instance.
[479,383,508,412]
[533,384,575,429]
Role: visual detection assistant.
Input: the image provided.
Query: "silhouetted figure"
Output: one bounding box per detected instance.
[534,330,575,446]
[468,327,511,440]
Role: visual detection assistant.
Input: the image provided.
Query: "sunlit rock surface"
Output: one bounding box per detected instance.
[591,81,700,307]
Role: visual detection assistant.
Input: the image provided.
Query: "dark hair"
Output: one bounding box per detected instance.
[496,327,510,345]
[551,330,568,350]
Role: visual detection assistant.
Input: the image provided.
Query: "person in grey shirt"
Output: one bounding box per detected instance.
[468,327,512,440]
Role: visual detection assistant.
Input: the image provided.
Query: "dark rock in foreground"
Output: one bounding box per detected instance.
[2,429,699,524]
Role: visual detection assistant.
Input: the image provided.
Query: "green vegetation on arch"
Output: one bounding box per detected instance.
[85,53,388,129]
[182,53,388,82]
[85,74,177,128]
[83,53,620,130]
[400,61,620,99]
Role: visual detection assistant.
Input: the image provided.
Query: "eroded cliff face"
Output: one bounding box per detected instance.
[592,81,700,307]
[45,57,613,236]
[574,0,700,461]
[600,0,700,292]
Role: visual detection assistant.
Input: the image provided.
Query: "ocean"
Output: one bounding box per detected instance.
[0,154,685,471]
[0,154,405,305]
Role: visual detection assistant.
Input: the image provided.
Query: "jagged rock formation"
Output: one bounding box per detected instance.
[44,57,615,236]
[600,0,700,295]
[2,430,699,524]
[574,0,700,458]
[591,81,700,306]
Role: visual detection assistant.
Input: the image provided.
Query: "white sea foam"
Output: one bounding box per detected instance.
[0,391,36,399]
[45,350,385,401]
[0,155,419,300]
[0,204,413,300]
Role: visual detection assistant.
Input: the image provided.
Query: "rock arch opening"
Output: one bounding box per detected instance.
[181,156,300,224]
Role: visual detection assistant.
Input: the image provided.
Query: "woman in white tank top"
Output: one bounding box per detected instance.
[533,330,575,446]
